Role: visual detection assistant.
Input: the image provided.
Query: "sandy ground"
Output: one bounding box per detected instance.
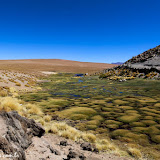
[25,134,131,160]
[0,70,37,91]
[41,71,58,75]
[0,59,117,74]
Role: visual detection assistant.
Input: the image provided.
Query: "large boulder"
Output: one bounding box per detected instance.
[0,111,45,160]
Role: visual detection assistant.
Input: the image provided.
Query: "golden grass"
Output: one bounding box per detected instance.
[113,100,128,105]
[57,107,97,119]
[9,87,17,93]
[141,120,157,126]
[130,122,146,127]
[0,97,22,112]
[128,148,142,159]
[69,114,88,120]
[120,106,133,110]
[15,82,21,86]
[44,121,129,156]
[118,115,140,123]
[154,103,160,107]
[25,84,30,87]
[26,104,43,115]
[37,118,45,125]
[91,115,104,121]
[0,96,44,119]
[81,133,97,143]
[0,90,8,97]
[44,115,52,122]
[105,120,122,125]
[151,135,160,143]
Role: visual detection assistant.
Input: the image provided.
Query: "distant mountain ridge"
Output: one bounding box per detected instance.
[111,62,123,65]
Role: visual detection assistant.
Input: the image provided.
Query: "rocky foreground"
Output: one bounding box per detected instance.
[0,111,130,160]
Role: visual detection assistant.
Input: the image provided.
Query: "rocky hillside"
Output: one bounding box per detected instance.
[100,45,160,80]
[0,111,45,160]
[124,45,160,70]
[0,111,129,160]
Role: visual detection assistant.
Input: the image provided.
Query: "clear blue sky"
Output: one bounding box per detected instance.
[0,0,160,63]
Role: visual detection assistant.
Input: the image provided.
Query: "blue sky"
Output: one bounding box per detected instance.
[0,0,160,63]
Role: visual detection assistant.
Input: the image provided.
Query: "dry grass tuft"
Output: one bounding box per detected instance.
[37,118,45,125]
[15,82,21,86]
[82,133,96,143]
[9,87,17,93]
[0,90,8,97]
[128,147,142,159]
[44,115,52,122]
[0,97,22,112]
[26,104,43,115]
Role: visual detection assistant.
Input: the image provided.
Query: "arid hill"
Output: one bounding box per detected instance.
[0,59,116,74]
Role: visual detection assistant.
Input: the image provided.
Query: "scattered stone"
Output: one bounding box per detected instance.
[60,140,68,146]
[47,144,61,155]
[67,151,77,159]
[52,148,61,155]
[93,147,99,153]
[80,142,92,151]
[79,153,86,160]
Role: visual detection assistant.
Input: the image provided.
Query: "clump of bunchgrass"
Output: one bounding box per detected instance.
[26,104,43,115]
[15,82,21,86]
[0,90,8,97]
[118,114,140,123]
[57,107,97,119]
[82,133,96,143]
[91,115,104,121]
[113,100,128,105]
[151,135,160,143]
[69,114,88,120]
[128,147,142,159]
[0,97,22,112]
[44,115,52,122]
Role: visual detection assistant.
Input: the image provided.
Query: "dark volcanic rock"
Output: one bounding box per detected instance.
[60,140,68,146]
[67,151,77,159]
[0,111,45,160]
[80,142,92,151]
[79,153,86,160]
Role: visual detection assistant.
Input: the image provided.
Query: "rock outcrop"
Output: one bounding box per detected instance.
[100,45,160,79]
[0,111,45,160]
[123,45,160,71]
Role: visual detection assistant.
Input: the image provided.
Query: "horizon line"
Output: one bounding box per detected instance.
[0,58,122,64]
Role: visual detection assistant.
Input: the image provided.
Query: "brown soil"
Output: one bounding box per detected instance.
[0,59,117,74]
[25,133,131,160]
[0,70,37,91]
